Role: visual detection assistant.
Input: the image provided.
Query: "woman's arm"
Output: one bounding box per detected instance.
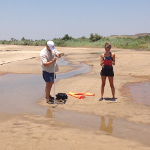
[100,54,104,66]
[112,53,115,65]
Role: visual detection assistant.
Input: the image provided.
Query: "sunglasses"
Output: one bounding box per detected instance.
[105,46,111,49]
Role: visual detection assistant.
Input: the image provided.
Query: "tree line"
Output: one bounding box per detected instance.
[0,33,150,50]
[0,33,103,46]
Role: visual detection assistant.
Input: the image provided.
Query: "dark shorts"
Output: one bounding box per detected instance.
[100,67,114,77]
[42,71,56,82]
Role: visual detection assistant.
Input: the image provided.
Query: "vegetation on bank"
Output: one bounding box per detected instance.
[0,33,150,50]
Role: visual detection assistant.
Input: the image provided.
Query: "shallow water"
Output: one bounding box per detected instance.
[57,57,76,66]
[132,49,146,51]
[0,74,46,114]
[46,109,150,146]
[128,82,150,105]
[0,58,91,114]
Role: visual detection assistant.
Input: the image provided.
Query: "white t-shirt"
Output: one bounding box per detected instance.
[40,47,59,73]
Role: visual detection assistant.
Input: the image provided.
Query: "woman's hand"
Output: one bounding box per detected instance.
[100,61,104,66]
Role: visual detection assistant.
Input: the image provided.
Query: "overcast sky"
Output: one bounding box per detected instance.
[0,0,150,40]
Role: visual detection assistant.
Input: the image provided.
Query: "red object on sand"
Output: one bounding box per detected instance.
[104,60,112,66]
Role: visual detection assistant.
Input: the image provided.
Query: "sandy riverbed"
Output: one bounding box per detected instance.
[0,44,150,150]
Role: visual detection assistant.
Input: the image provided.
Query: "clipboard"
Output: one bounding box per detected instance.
[104,60,112,66]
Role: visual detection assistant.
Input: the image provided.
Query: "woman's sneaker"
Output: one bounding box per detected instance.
[112,98,116,101]
[99,97,103,101]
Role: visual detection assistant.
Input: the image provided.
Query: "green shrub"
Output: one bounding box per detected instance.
[53,39,66,47]
[89,33,103,42]
[61,34,73,41]
[147,45,150,51]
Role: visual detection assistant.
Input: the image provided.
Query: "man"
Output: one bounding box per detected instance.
[40,40,61,103]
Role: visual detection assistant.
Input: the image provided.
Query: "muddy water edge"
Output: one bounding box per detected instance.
[122,80,150,105]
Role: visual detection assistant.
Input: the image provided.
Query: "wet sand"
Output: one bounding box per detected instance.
[0,44,150,150]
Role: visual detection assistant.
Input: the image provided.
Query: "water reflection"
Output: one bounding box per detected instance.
[46,109,54,118]
[46,108,114,134]
[99,116,113,134]
[46,109,114,134]
[45,109,150,146]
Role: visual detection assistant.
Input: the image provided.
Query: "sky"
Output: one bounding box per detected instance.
[0,0,150,40]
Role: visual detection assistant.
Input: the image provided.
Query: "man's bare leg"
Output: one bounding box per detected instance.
[45,80,54,102]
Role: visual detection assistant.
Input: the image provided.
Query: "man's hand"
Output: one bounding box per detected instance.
[55,53,61,58]
[43,58,56,67]
[52,57,56,63]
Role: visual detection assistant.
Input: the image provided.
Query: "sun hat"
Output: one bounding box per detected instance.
[47,40,55,51]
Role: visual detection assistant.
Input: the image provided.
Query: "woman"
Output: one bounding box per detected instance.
[99,42,115,101]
